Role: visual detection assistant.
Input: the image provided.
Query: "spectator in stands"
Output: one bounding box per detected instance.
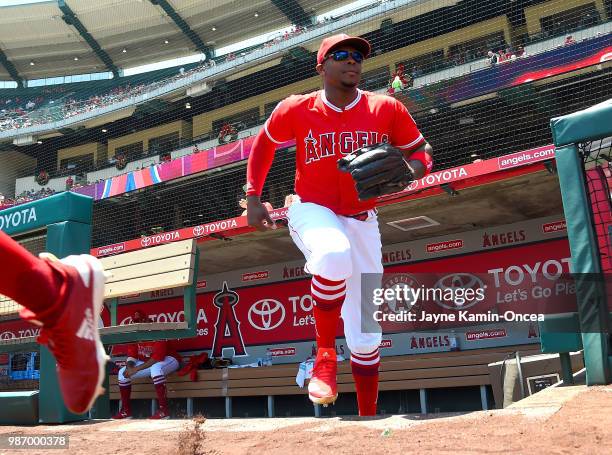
[65,176,74,190]
[580,12,599,28]
[487,51,499,66]
[516,46,525,57]
[564,35,576,46]
[0,193,4,205]
[390,75,404,93]
[497,49,506,63]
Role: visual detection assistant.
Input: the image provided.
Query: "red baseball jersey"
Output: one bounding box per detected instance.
[263,89,425,215]
[126,340,182,363]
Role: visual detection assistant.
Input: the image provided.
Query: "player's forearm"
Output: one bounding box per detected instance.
[135,358,156,372]
[246,130,277,196]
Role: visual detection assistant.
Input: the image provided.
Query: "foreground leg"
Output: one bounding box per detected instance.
[308,275,346,405]
[0,231,108,414]
[287,202,352,406]
[342,212,383,416]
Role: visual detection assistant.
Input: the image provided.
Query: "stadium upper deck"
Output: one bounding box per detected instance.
[0,0,360,80]
[0,0,610,212]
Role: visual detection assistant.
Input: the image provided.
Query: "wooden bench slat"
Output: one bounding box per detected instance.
[0,294,21,316]
[105,254,195,284]
[100,322,187,335]
[379,365,490,381]
[113,375,490,400]
[380,351,539,372]
[375,375,491,391]
[111,389,231,399]
[109,369,225,385]
[226,386,308,397]
[100,239,196,270]
[104,269,194,298]
[110,365,491,397]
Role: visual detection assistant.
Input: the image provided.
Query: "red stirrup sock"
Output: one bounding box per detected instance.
[154,380,169,413]
[311,275,346,349]
[351,348,380,416]
[119,385,132,414]
[0,230,63,318]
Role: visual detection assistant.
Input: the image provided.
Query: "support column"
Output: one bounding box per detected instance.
[225,397,232,418]
[267,396,274,418]
[480,385,488,410]
[419,389,427,414]
[187,397,194,417]
[559,353,574,384]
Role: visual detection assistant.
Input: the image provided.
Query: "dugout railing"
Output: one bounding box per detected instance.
[540,99,612,385]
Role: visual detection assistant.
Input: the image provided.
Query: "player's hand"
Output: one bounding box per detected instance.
[246,196,276,231]
[406,158,425,179]
[124,366,136,378]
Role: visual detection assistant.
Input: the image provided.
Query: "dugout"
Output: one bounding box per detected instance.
[89,144,589,417]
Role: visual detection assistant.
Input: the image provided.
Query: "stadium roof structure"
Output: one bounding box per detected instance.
[0,0,354,83]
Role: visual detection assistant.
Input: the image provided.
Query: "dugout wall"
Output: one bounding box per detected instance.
[546,99,612,385]
[0,192,94,424]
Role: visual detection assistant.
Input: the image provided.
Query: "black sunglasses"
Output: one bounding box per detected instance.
[325,50,364,63]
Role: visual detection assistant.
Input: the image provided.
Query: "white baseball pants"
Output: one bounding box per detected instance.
[117,356,179,386]
[287,200,383,354]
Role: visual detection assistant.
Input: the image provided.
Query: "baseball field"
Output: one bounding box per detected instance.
[0,385,610,455]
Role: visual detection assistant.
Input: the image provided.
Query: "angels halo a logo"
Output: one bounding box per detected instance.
[380,274,422,314]
[433,273,484,310]
[248,299,285,331]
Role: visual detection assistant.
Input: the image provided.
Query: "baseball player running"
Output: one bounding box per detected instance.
[246,34,433,416]
[0,230,108,414]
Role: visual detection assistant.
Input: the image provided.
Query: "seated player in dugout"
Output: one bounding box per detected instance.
[112,309,183,420]
[246,34,433,416]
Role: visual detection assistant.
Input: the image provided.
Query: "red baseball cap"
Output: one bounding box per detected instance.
[317,33,371,65]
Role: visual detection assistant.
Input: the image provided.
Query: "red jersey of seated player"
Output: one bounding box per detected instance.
[126,340,182,364]
[249,89,425,216]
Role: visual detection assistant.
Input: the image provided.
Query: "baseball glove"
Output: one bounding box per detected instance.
[338,143,415,200]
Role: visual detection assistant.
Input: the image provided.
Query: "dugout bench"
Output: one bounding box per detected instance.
[109,344,546,418]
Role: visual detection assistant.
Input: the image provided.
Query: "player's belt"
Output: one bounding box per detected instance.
[346,211,370,221]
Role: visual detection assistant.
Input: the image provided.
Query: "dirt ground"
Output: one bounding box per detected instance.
[0,385,610,455]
